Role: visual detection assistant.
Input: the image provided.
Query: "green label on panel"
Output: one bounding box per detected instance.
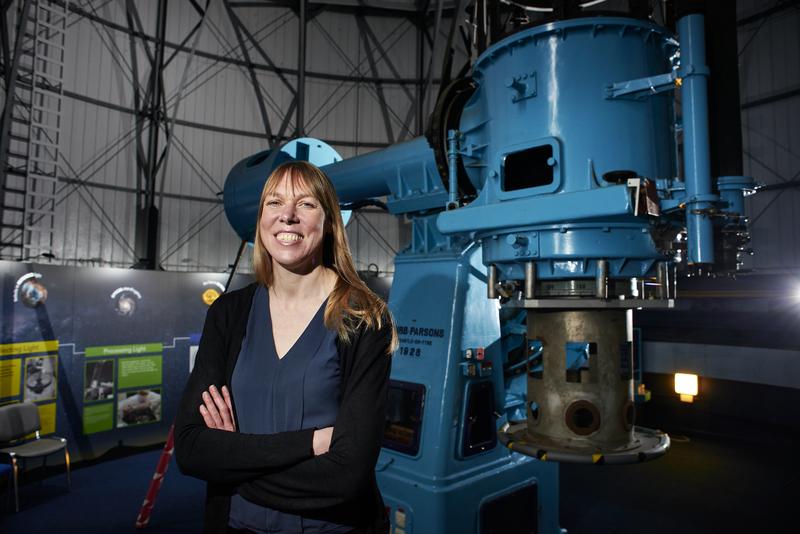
[118,355,162,389]
[83,403,114,434]
[85,343,163,357]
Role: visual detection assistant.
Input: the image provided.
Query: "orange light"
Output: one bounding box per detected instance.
[674,373,698,402]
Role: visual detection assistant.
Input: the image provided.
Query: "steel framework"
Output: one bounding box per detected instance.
[0,0,469,270]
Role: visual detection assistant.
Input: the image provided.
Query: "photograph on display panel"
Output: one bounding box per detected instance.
[24,355,57,402]
[117,389,162,427]
[84,359,115,402]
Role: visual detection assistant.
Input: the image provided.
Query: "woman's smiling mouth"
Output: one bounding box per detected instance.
[276,232,304,244]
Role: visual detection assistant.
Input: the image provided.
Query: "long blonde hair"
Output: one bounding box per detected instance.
[252,161,397,351]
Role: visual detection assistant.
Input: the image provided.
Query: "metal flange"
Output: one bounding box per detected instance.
[503,298,675,309]
[498,422,670,465]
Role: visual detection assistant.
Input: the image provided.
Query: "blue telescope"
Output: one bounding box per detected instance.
[223,10,753,534]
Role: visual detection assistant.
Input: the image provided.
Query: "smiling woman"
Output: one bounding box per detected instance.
[260,175,328,274]
[175,161,398,534]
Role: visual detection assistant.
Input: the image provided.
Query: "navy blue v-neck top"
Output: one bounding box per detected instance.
[229,285,350,533]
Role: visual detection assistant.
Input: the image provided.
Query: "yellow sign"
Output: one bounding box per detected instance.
[0,340,59,356]
[0,359,22,398]
[23,402,57,438]
[38,402,57,435]
[25,402,56,439]
[202,288,220,306]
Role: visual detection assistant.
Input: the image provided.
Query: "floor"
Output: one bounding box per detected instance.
[0,445,204,533]
[1,428,796,533]
[559,429,798,533]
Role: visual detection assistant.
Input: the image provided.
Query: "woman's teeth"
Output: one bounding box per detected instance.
[276,233,303,243]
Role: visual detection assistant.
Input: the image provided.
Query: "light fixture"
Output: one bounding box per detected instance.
[674,373,698,403]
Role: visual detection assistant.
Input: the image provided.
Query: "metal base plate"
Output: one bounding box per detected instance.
[498,423,670,464]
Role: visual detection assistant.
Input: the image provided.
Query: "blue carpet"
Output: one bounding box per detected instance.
[0,449,205,533]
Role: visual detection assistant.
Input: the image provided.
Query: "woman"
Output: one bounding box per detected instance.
[175,161,396,534]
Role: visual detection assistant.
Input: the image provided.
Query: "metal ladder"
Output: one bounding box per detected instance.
[0,0,69,260]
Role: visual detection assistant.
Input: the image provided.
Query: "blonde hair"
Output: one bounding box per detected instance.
[252,161,397,351]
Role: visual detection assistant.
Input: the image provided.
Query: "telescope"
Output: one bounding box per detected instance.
[223,6,753,533]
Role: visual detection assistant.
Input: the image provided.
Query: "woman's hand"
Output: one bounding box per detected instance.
[199,385,236,432]
[312,427,333,456]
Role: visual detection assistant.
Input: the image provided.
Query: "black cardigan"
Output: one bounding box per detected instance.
[174,283,392,533]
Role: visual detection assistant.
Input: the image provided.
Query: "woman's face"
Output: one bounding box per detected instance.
[260,173,327,274]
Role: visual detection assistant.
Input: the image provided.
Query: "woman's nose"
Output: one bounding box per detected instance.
[279,203,297,222]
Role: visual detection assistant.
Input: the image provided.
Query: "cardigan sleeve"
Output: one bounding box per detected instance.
[235,316,393,511]
[174,293,316,484]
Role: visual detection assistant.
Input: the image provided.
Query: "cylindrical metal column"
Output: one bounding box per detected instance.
[657,261,670,299]
[297,0,306,136]
[526,310,634,452]
[595,260,608,298]
[487,264,498,299]
[679,14,715,265]
[524,261,536,299]
[718,175,754,216]
[446,130,459,210]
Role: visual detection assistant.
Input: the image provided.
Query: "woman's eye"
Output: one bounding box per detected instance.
[266,200,280,207]
[300,201,316,208]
